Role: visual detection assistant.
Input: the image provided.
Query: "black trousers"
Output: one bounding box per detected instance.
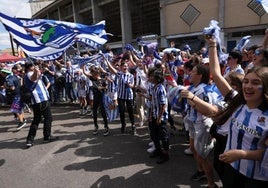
[222,164,268,188]
[118,98,135,127]
[167,103,174,127]
[151,118,169,152]
[27,101,52,141]
[92,94,108,128]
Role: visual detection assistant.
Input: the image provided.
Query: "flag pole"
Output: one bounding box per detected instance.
[9,33,15,55]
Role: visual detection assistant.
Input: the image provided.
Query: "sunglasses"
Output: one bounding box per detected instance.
[255,49,262,56]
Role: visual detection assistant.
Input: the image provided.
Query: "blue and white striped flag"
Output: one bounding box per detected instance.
[103,94,119,122]
[0,12,107,61]
[72,53,102,67]
[234,35,251,52]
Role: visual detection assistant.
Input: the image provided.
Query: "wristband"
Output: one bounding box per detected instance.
[191,95,195,101]
[208,45,217,48]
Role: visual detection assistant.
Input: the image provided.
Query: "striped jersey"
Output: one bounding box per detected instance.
[222,104,268,181]
[152,83,168,121]
[223,64,244,77]
[107,73,118,93]
[25,72,50,104]
[65,66,75,83]
[117,71,134,100]
[187,83,223,124]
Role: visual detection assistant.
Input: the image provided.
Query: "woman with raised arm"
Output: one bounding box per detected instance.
[82,64,109,136]
[205,28,268,188]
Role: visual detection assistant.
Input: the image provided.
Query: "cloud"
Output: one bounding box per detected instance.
[0,32,11,47]
[0,0,29,17]
[0,0,29,50]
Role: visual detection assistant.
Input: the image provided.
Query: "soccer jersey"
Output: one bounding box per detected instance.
[5,74,20,95]
[151,83,168,121]
[117,71,134,100]
[65,66,75,83]
[25,72,50,104]
[222,104,268,181]
[223,64,244,77]
[135,67,147,90]
[107,73,118,93]
[188,83,223,124]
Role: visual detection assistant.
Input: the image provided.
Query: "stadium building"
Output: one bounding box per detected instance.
[31,0,268,52]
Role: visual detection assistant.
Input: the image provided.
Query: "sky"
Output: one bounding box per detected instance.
[0,0,30,50]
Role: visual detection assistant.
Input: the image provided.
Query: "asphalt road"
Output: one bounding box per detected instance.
[0,104,222,188]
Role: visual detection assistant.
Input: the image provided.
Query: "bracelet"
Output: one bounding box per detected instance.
[191,95,195,101]
[208,45,217,48]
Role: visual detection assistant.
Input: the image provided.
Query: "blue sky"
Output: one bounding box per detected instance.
[0,0,29,50]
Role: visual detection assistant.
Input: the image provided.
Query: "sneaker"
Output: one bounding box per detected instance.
[148,141,154,147]
[93,127,99,135]
[82,108,87,115]
[26,140,33,148]
[131,125,137,135]
[147,145,156,153]
[191,171,206,181]
[43,136,59,143]
[184,147,193,155]
[87,110,92,116]
[103,128,109,136]
[80,109,87,116]
[17,121,27,130]
[157,153,169,164]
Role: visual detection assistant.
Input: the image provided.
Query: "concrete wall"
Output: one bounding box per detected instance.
[164,0,218,35]
[163,0,268,35]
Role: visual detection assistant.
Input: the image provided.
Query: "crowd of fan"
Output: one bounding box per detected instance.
[1,29,268,187]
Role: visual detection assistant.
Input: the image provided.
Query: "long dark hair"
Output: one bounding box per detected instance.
[195,64,210,84]
[213,66,268,125]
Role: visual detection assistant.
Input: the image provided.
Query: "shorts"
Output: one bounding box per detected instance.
[87,88,93,100]
[193,118,214,158]
[184,115,194,138]
[78,90,86,97]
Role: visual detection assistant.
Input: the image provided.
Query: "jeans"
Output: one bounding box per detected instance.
[27,101,52,141]
[65,82,76,102]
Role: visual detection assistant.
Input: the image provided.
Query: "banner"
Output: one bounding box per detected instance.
[72,53,102,67]
[0,12,107,60]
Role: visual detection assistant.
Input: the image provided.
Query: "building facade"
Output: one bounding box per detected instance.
[31,0,268,52]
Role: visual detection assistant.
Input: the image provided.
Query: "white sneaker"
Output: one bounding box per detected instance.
[147,145,156,153]
[87,110,92,116]
[82,108,87,115]
[184,147,193,155]
[148,141,154,147]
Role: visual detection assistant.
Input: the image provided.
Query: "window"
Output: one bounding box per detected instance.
[248,0,265,17]
[180,4,200,26]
